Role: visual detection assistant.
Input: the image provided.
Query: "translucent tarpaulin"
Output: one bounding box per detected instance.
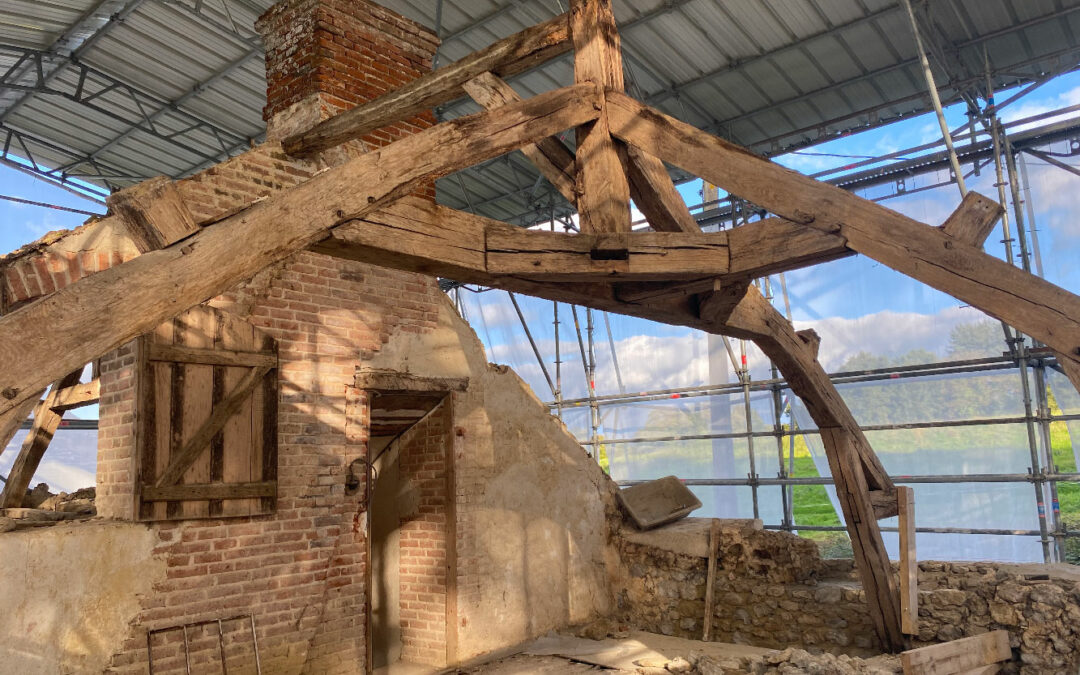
[448,97,1080,563]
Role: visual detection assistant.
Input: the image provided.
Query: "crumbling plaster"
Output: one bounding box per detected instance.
[0,522,164,674]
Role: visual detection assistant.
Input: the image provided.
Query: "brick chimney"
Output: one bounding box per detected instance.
[256,0,439,197]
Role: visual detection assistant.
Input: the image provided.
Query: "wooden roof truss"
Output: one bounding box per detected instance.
[0,0,1078,652]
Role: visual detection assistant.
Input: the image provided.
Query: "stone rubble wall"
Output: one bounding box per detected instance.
[613,521,1080,673]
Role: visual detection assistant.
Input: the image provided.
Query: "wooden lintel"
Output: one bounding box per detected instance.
[147,343,277,368]
[940,192,1003,248]
[106,176,199,253]
[283,13,572,156]
[49,379,100,412]
[141,480,276,502]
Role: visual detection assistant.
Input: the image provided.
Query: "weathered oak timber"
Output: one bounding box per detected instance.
[0,394,42,466]
[0,369,83,508]
[106,176,199,253]
[0,84,601,418]
[154,365,271,488]
[463,72,577,204]
[719,286,903,651]
[624,143,701,233]
[49,379,100,412]
[605,91,1080,379]
[898,485,918,635]
[715,287,894,499]
[726,217,850,278]
[900,630,1011,674]
[818,426,905,652]
[465,72,701,234]
[485,228,730,280]
[147,343,277,369]
[282,13,572,156]
[940,192,1003,248]
[571,0,632,234]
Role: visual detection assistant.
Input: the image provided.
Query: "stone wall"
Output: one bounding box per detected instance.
[614,519,1080,673]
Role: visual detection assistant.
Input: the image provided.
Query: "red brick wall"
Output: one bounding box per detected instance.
[396,398,451,666]
[100,251,442,675]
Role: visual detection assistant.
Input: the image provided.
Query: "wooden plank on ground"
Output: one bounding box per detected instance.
[0,369,83,507]
[898,485,918,635]
[106,176,199,253]
[900,630,1011,675]
[605,91,1080,380]
[703,518,721,641]
[0,83,601,420]
[283,13,572,156]
[571,0,631,234]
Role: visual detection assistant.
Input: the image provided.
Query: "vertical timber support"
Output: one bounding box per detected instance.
[570,0,631,234]
[716,286,905,652]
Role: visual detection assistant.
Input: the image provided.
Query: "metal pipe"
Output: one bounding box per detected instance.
[581,411,1080,447]
[900,0,966,195]
[1017,152,1046,278]
[507,291,556,397]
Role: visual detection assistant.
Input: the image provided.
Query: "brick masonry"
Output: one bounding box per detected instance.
[0,1,620,673]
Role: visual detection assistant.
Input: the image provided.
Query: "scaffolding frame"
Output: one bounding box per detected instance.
[483,96,1080,564]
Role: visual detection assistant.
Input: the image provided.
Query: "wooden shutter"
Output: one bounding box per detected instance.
[136,305,277,520]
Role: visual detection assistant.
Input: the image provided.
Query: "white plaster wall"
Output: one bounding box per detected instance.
[0,521,164,674]
[370,298,619,663]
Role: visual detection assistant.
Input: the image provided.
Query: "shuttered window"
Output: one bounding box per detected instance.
[135,305,277,520]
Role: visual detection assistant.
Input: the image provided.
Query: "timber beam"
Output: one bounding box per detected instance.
[0,83,603,418]
[604,92,1080,381]
[282,13,573,156]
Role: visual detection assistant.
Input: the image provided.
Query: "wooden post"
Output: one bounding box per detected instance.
[107,176,199,253]
[570,0,632,234]
[898,486,918,635]
[702,518,721,641]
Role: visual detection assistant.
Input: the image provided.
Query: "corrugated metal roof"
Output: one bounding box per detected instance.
[1,0,1078,225]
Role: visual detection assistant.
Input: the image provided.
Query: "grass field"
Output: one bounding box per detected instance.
[786,416,1079,561]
